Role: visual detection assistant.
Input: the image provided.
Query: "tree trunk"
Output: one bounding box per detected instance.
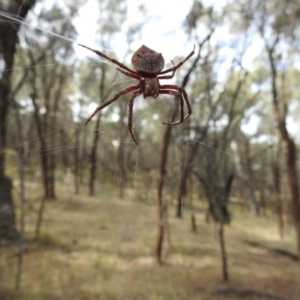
[0,175,17,240]
[35,196,46,240]
[219,224,229,282]
[285,139,300,254]
[88,113,101,196]
[74,126,81,195]
[117,144,127,198]
[191,214,197,232]
[176,172,186,218]
[272,161,284,238]
[156,122,173,264]
[266,42,300,256]
[29,68,52,200]
[0,0,37,240]
[88,65,107,196]
[175,32,213,218]
[13,100,26,292]
[117,102,128,198]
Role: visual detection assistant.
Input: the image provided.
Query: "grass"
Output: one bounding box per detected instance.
[0,177,299,300]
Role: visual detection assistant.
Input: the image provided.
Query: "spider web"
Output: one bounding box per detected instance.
[0,0,300,299]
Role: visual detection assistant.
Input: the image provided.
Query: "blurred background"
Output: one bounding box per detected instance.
[0,0,300,299]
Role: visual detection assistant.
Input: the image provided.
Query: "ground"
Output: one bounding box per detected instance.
[0,178,299,300]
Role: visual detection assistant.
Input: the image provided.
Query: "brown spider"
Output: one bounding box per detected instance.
[79,43,195,144]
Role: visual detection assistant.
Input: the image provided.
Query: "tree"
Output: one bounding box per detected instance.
[240,0,300,257]
[0,0,37,241]
[193,55,250,280]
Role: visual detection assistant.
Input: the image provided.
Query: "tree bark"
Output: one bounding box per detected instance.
[117,102,128,198]
[89,113,101,196]
[0,0,37,240]
[272,161,284,238]
[156,123,172,264]
[191,214,197,232]
[28,65,52,200]
[13,99,26,292]
[219,224,229,282]
[74,126,81,195]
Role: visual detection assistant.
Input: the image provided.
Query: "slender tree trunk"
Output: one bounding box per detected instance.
[13,100,26,292]
[7,99,29,294]
[15,153,25,292]
[88,65,107,196]
[47,65,67,199]
[176,172,186,218]
[80,127,88,185]
[74,126,80,195]
[117,144,127,198]
[117,102,128,198]
[219,224,229,282]
[175,31,214,218]
[35,196,46,239]
[285,139,300,254]
[266,42,300,256]
[27,71,51,234]
[89,113,101,196]
[60,129,69,172]
[272,161,284,238]
[191,214,197,232]
[48,109,57,199]
[48,151,56,199]
[30,71,51,200]
[156,123,172,264]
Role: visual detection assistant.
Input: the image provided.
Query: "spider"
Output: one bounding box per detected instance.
[79,43,195,144]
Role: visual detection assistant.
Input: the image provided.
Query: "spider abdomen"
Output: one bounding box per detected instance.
[131,45,165,74]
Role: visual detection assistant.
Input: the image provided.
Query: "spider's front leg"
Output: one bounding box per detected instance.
[160,85,192,125]
[158,45,195,76]
[116,68,140,80]
[79,44,139,75]
[157,62,176,80]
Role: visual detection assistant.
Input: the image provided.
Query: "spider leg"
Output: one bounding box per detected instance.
[158,69,176,80]
[128,91,141,145]
[160,85,192,125]
[79,44,140,76]
[116,68,140,80]
[157,60,176,80]
[160,90,184,125]
[158,45,195,76]
[85,84,140,125]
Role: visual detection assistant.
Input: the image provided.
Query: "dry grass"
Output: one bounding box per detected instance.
[1,178,299,300]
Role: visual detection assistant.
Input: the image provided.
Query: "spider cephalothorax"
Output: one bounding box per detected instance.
[79,43,195,144]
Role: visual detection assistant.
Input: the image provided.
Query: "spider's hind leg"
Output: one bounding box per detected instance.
[160,85,192,125]
[85,85,140,125]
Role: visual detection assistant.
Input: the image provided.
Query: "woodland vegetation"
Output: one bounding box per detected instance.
[0,0,300,299]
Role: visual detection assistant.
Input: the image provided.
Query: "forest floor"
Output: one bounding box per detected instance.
[0,178,299,300]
